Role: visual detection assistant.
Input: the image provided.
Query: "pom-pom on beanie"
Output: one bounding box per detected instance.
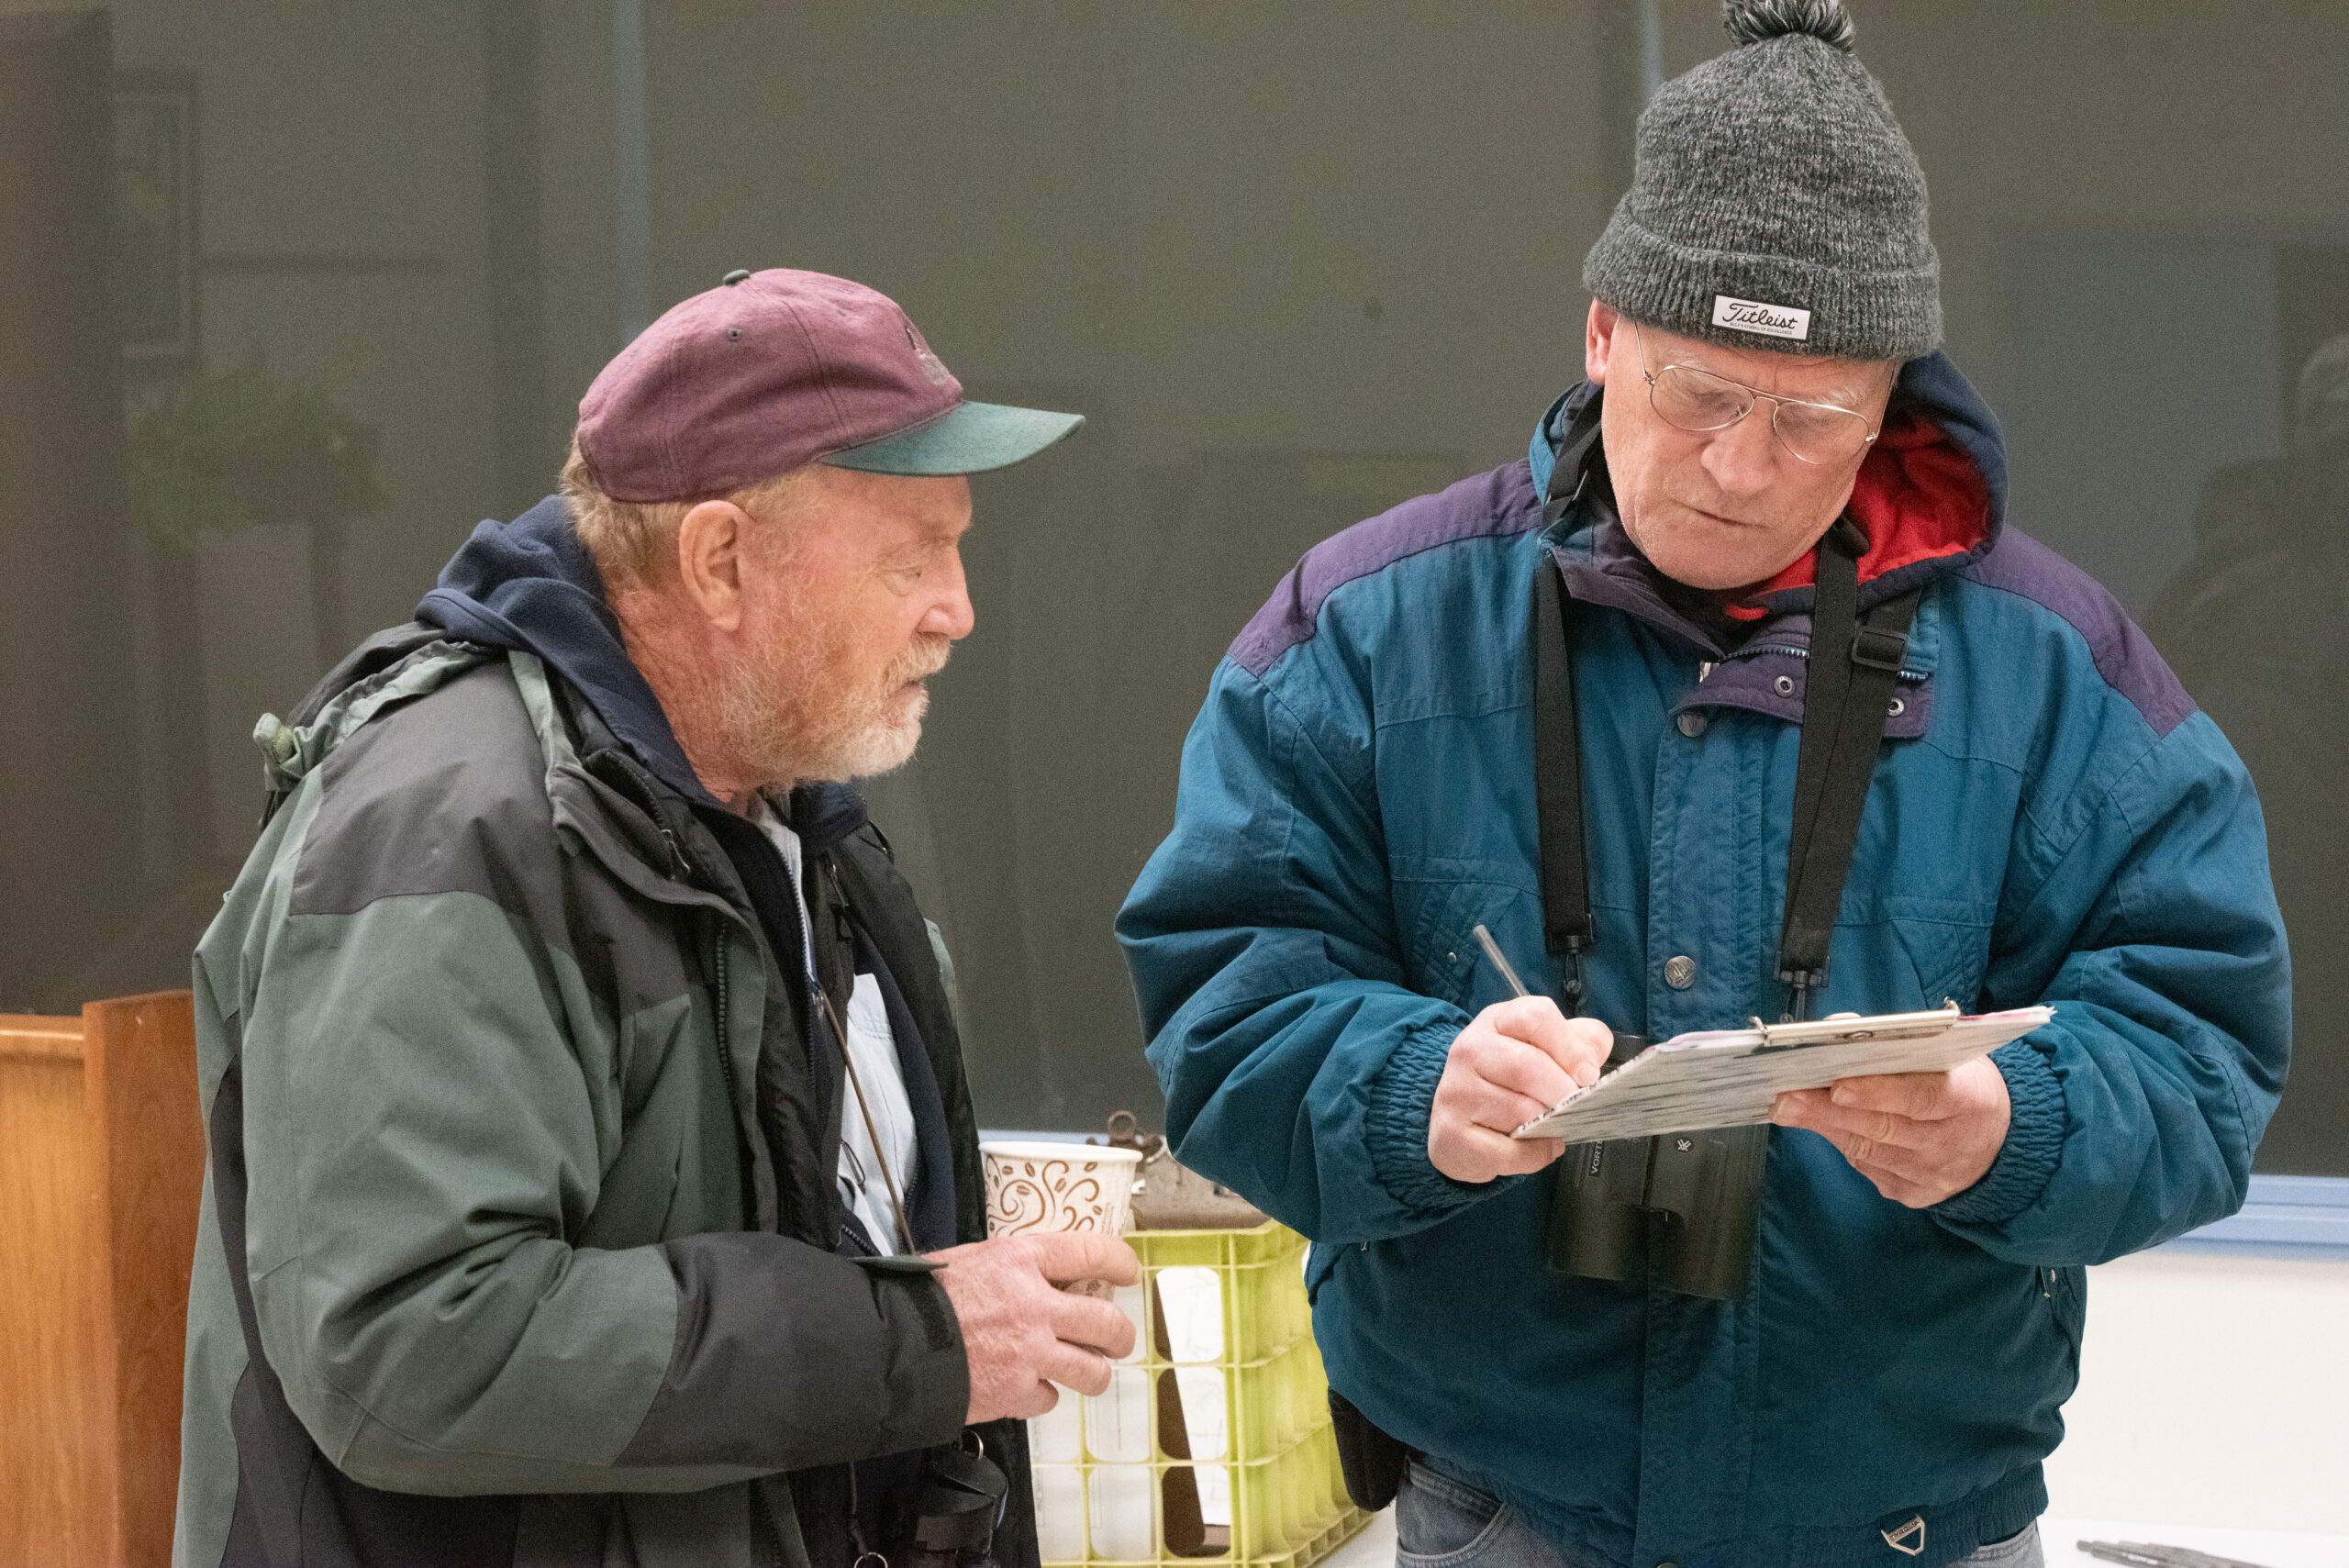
[1582,0,1941,361]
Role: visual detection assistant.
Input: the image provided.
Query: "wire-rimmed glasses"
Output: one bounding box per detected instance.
[1633,323,1880,466]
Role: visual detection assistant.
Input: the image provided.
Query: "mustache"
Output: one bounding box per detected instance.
[887,633,953,684]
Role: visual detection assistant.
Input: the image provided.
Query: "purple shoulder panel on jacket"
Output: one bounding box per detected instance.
[1964,525,2197,739]
[1229,462,1539,678]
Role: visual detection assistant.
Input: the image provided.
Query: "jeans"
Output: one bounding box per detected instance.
[1392,1458,2046,1568]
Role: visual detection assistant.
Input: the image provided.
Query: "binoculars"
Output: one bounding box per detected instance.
[1544,1033,1769,1302]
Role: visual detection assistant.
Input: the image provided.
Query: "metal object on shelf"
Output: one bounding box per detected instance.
[1098,1110,1270,1232]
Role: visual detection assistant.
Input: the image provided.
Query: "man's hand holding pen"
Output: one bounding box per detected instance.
[1428,996,1613,1184]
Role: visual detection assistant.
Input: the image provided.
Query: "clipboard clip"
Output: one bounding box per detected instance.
[1742,1000,1960,1053]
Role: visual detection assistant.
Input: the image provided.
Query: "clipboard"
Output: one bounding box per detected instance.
[1510,1003,2054,1144]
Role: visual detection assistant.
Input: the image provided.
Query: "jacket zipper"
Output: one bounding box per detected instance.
[641,806,740,1165]
[709,921,765,1233]
[1720,641,1927,682]
[712,927,736,1110]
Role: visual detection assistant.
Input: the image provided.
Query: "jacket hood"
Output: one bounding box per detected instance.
[1531,349,2009,619]
[416,495,868,846]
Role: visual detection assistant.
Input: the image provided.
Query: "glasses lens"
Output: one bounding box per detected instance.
[1772,402,1875,464]
[1650,365,1750,432]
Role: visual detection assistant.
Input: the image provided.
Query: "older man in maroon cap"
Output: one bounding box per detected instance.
[173,269,1118,1568]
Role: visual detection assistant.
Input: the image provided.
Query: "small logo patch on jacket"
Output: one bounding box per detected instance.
[1712,295,1812,340]
[1881,1516,1926,1556]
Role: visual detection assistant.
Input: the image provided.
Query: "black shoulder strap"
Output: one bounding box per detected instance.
[1531,513,1920,1025]
[1531,552,1590,1009]
[1530,398,1607,1009]
[1776,519,1920,1018]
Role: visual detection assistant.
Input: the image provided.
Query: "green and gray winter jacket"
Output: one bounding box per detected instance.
[174,499,1030,1568]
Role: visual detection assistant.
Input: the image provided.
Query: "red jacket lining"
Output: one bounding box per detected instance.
[1724,407,1992,620]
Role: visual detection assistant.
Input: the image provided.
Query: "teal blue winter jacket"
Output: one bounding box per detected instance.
[1116,357,2289,1568]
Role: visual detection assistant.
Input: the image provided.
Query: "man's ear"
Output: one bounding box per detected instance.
[1586,300,1619,386]
[674,499,753,634]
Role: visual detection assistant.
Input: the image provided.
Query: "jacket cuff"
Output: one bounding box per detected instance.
[617,1233,967,1470]
[1932,1037,2067,1227]
[1365,1019,1491,1218]
[867,1268,971,1457]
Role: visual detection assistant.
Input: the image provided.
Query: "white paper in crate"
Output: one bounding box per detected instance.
[1512,1005,2054,1144]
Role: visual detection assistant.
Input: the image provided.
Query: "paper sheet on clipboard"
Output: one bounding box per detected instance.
[1511,1004,2054,1144]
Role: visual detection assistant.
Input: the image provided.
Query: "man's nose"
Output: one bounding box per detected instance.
[923,547,976,641]
[1699,408,1782,495]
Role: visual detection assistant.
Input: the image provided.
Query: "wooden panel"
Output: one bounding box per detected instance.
[83,991,205,1568]
[0,1014,106,1568]
[0,1011,83,1061]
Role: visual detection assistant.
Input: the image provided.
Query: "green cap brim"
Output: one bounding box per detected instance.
[823,400,1085,475]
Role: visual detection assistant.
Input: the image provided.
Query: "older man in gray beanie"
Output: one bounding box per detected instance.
[1120,3,2288,1566]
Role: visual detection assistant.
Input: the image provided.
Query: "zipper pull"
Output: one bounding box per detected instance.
[658,825,692,879]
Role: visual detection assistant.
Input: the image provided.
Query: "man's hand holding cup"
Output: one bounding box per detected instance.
[936,1141,1144,1422]
[929,1230,1140,1422]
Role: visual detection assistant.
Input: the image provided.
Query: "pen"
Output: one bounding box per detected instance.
[1473,924,1646,1074]
[1472,924,1530,998]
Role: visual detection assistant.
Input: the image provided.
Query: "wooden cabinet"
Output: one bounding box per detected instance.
[0,993,205,1568]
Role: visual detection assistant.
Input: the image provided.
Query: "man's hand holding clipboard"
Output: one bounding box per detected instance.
[1509,1002,2054,1208]
[1769,1046,2022,1207]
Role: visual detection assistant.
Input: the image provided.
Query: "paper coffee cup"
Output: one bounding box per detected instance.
[980,1140,1143,1239]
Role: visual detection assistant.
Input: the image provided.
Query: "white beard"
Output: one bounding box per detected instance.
[714,612,950,788]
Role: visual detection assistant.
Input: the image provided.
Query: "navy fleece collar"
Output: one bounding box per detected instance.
[417,495,869,849]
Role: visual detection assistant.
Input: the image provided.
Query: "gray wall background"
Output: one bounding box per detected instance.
[2,0,2343,1172]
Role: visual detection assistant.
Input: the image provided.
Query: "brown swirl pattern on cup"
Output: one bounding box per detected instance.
[985,1155,1113,1236]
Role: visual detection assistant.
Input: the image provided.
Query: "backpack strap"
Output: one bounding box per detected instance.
[257,620,459,829]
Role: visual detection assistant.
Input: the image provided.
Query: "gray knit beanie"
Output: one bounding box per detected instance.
[1583,0,1940,361]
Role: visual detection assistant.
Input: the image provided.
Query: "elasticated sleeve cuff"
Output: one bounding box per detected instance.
[1932,1036,2067,1228]
[1364,1019,1498,1219]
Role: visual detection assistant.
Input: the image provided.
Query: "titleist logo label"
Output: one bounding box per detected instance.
[1711,295,1812,340]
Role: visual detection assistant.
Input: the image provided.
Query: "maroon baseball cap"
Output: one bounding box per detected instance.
[575,267,1083,502]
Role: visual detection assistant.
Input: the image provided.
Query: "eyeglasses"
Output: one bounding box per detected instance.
[1632,323,1879,466]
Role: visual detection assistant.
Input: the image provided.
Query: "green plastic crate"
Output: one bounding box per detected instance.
[1029,1221,1372,1568]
